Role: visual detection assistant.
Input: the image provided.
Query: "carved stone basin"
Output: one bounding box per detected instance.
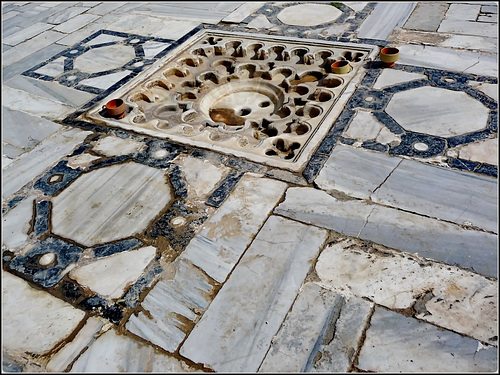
[80,29,377,171]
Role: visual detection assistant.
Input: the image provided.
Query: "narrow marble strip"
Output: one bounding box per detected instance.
[259,283,373,372]
[179,215,328,372]
[357,2,416,40]
[222,2,266,23]
[357,307,497,372]
[372,159,498,233]
[179,175,288,283]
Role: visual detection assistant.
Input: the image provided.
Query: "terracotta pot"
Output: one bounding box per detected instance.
[103,98,127,119]
[380,47,399,68]
[331,60,351,74]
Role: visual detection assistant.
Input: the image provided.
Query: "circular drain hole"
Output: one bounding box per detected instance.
[152,149,169,159]
[39,252,56,266]
[238,108,252,116]
[260,101,271,108]
[413,142,429,151]
[171,216,187,227]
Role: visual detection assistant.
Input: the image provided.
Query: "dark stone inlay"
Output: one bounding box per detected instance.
[122,265,163,308]
[226,157,267,173]
[340,136,356,145]
[206,169,245,208]
[302,153,329,183]
[61,280,83,301]
[346,89,392,111]
[168,164,189,199]
[475,163,498,177]
[33,160,82,196]
[33,200,50,236]
[92,238,143,258]
[8,236,83,288]
[389,132,446,158]
[361,141,388,152]
[7,195,25,210]
[316,109,356,155]
[373,111,405,135]
[447,129,493,148]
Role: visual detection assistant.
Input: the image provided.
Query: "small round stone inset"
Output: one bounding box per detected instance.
[413,142,429,151]
[171,216,187,227]
[39,252,57,266]
[152,149,169,159]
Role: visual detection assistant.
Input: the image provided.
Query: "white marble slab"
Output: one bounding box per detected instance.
[53,14,100,34]
[246,14,274,29]
[179,215,328,372]
[69,246,156,299]
[259,283,373,372]
[371,159,498,233]
[46,6,91,24]
[126,258,215,353]
[357,307,497,372]
[402,2,448,32]
[2,106,62,158]
[74,44,136,74]
[91,135,146,157]
[444,3,481,21]
[70,328,193,372]
[468,81,498,101]
[439,34,498,53]
[87,2,124,15]
[316,238,498,345]
[276,4,342,27]
[315,145,402,200]
[51,162,173,247]
[357,3,416,40]
[343,110,385,140]
[396,44,498,77]
[2,85,74,120]
[386,86,490,137]
[2,195,36,250]
[222,2,266,23]
[179,175,287,283]
[84,33,124,46]
[78,70,131,90]
[2,128,91,200]
[33,56,66,77]
[2,21,53,46]
[456,137,498,165]
[2,30,66,67]
[142,41,171,58]
[438,18,498,37]
[66,153,101,170]
[2,272,86,355]
[47,317,105,372]
[373,69,427,89]
[344,2,369,12]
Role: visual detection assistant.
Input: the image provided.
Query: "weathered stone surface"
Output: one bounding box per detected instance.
[179,216,328,372]
[357,307,498,372]
[277,4,342,26]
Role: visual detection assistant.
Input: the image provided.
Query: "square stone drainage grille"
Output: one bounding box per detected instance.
[80,29,377,171]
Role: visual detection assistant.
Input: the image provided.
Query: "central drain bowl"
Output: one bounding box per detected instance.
[80,29,377,171]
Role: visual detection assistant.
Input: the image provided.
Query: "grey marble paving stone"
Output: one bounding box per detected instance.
[2,128,91,200]
[69,328,194,372]
[357,307,498,372]
[222,2,266,23]
[1,194,36,250]
[372,159,498,233]
[46,6,90,25]
[78,71,132,90]
[179,215,329,372]
[275,187,497,277]
[444,3,481,21]
[315,145,402,200]
[2,106,62,158]
[357,2,416,40]
[179,175,288,283]
[402,2,449,32]
[2,22,53,46]
[373,69,427,90]
[126,258,216,353]
[259,283,373,372]
[86,2,124,15]
[438,18,499,37]
[4,76,96,107]
[53,13,101,34]
[396,44,497,77]
[276,4,342,27]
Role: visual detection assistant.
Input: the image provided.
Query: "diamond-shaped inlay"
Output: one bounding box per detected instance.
[74,44,137,74]
[385,86,489,138]
[80,29,377,171]
[51,162,173,247]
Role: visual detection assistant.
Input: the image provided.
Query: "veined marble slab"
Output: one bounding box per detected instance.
[371,159,498,233]
[2,21,52,46]
[444,3,481,21]
[357,2,416,40]
[91,135,146,157]
[316,238,498,345]
[342,110,385,140]
[438,18,498,37]
[315,145,402,200]
[2,128,91,200]
[87,2,124,15]
[276,4,342,27]
[78,70,132,90]
[69,246,157,299]
[222,2,266,23]
[70,329,194,372]
[180,215,328,372]
[46,317,105,372]
[402,2,449,32]
[357,307,498,372]
[2,106,62,158]
[131,3,228,24]
[2,194,36,250]
[373,69,427,90]
[179,175,287,283]
[275,187,497,277]
[456,137,498,165]
[51,162,173,247]
[468,81,498,101]
[125,258,216,353]
[46,6,91,24]
[396,44,497,77]
[53,14,100,34]
[259,283,373,372]
[74,44,136,74]
[2,272,86,355]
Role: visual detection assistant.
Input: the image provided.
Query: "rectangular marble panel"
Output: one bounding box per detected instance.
[372,159,498,233]
[53,14,100,33]
[444,3,481,21]
[357,2,416,40]
[259,283,373,372]
[179,175,288,283]
[2,128,91,200]
[46,6,90,24]
[438,19,498,37]
[2,22,52,46]
[357,307,498,372]
[222,2,266,23]
[179,215,328,372]
[402,2,449,32]
[315,145,402,199]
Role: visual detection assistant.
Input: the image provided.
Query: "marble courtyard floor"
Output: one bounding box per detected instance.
[1,1,498,372]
